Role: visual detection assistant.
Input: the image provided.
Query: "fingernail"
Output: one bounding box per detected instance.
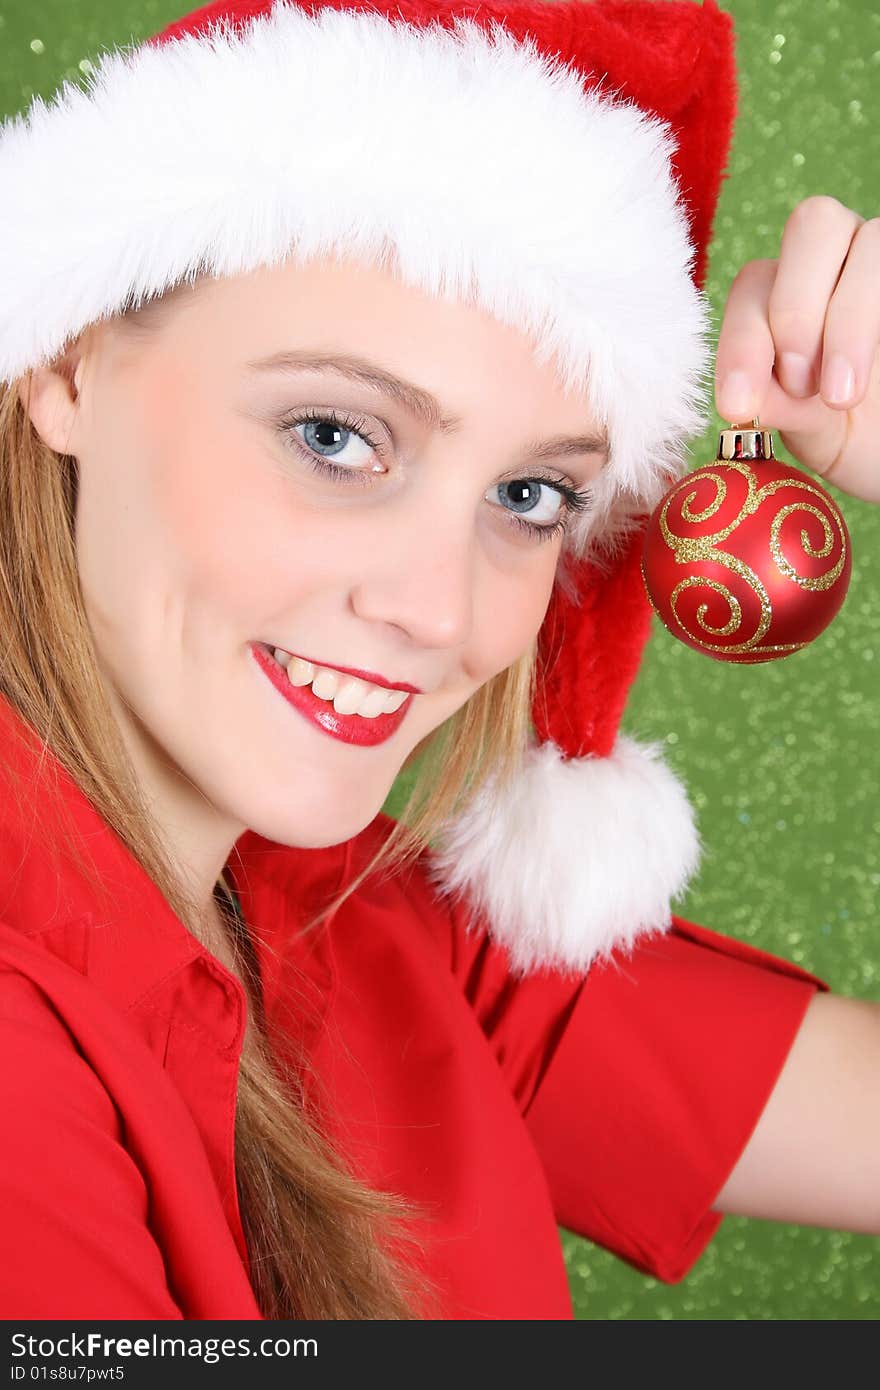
[719,370,754,420]
[778,351,813,396]
[821,353,855,405]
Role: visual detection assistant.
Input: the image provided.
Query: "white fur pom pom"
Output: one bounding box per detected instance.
[425,734,702,977]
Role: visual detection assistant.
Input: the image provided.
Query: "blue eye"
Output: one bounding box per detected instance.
[279,408,593,541]
[490,478,566,530]
[286,408,382,468]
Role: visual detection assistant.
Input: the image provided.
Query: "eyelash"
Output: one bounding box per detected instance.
[279,406,593,542]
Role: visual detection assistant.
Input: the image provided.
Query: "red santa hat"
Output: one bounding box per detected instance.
[0,0,737,974]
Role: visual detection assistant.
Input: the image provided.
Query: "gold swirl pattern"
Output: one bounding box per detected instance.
[769,499,846,591]
[653,460,847,657]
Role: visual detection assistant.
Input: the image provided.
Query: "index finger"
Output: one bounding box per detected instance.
[714,259,777,423]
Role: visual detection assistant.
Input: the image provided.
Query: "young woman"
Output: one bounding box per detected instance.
[0,0,876,1320]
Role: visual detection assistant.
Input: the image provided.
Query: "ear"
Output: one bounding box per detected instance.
[17,338,90,457]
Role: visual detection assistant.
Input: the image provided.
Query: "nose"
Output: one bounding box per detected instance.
[349,493,476,651]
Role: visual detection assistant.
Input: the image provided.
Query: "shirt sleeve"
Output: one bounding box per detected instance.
[440,896,827,1284]
[0,970,185,1319]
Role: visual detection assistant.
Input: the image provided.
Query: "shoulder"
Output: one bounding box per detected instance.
[0,932,184,1318]
[0,929,111,1094]
[0,945,125,1182]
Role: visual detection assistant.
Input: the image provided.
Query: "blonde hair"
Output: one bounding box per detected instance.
[0,274,539,1319]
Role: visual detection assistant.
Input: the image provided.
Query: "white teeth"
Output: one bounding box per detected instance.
[272,647,410,718]
[382,689,409,713]
[286,656,314,686]
[357,686,394,719]
[310,669,339,700]
[332,677,371,716]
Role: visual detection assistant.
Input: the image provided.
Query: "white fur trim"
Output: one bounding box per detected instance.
[425,734,702,977]
[0,4,712,545]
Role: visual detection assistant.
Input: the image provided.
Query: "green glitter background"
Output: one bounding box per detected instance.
[1,0,877,1320]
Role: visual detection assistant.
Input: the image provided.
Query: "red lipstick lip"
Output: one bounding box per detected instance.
[251,642,412,748]
[263,643,422,694]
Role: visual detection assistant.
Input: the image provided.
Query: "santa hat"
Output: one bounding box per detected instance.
[0,0,737,974]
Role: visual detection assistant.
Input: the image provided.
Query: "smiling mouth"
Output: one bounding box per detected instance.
[252,641,413,748]
[261,644,411,719]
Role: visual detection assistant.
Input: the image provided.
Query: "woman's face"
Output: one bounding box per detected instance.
[24,255,607,871]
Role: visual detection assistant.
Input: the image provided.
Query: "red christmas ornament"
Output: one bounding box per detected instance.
[641,420,852,663]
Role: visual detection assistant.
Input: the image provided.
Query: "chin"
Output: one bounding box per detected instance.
[239,784,388,852]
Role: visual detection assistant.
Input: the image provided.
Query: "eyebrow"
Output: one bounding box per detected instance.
[245,349,608,461]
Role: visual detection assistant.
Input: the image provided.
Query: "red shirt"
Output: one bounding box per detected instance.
[0,694,825,1319]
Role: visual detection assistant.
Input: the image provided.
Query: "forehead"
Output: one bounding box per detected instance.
[135,255,603,433]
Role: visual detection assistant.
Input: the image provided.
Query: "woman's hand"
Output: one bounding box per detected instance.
[715,195,880,505]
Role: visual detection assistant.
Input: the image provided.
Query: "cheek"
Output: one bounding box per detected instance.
[150,413,388,642]
[142,400,324,622]
[472,549,557,680]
